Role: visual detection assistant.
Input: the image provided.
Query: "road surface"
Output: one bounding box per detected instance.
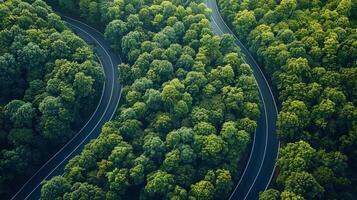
[204,0,280,199]
[10,16,122,200]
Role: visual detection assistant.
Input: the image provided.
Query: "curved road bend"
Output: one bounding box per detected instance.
[204,0,280,199]
[10,16,122,200]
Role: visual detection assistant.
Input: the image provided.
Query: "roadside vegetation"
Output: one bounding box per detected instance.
[40,0,261,199]
[0,0,104,198]
[218,0,356,199]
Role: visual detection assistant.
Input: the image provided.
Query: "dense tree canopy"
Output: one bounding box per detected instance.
[41,0,261,199]
[0,0,103,198]
[219,0,356,199]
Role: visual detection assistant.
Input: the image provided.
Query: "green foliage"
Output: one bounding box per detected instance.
[41,0,261,199]
[41,176,71,200]
[219,0,357,198]
[145,170,175,197]
[189,180,215,200]
[0,0,103,198]
[285,172,324,199]
[259,189,280,200]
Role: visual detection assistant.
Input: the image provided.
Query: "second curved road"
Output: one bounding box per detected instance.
[204,0,280,199]
[10,16,122,200]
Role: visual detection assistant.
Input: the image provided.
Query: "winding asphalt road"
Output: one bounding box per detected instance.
[11,2,278,199]
[204,0,280,199]
[10,16,122,200]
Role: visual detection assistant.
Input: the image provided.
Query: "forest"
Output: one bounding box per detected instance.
[1,0,355,199]
[0,0,104,198]
[218,0,356,199]
[38,0,262,199]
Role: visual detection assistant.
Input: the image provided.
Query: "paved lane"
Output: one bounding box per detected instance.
[204,1,280,199]
[10,16,122,200]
